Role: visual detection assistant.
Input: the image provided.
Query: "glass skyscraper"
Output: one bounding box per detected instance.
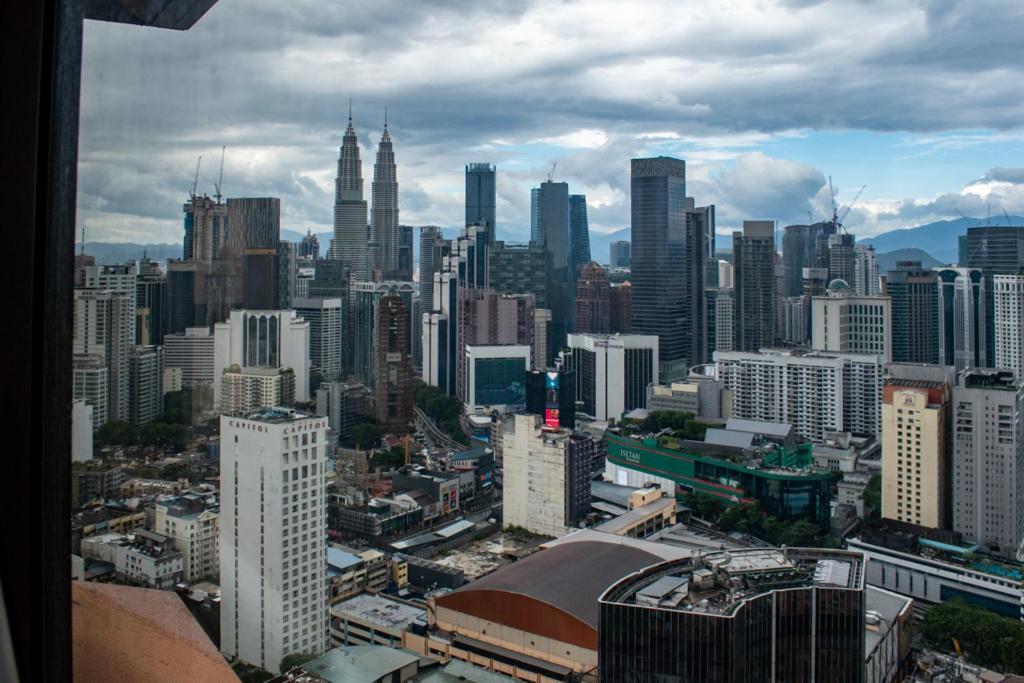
[630,156,693,381]
[465,163,496,245]
[537,181,570,361]
[568,194,591,280]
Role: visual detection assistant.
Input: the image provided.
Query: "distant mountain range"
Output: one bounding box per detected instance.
[84,216,1023,271]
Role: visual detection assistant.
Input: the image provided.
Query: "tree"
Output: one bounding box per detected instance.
[160,388,193,425]
[280,652,317,673]
[96,420,139,446]
[921,599,1024,673]
[861,474,881,516]
[684,492,725,522]
[351,422,382,450]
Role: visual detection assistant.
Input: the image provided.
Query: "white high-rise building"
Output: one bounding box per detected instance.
[718,260,735,289]
[853,245,880,296]
[72,399,94,461]
[715,348,884,443]
[73,354,108,429]
[560,333,659,422]
[213,310,310,411]
[220,409,330,672]
[952,370,1024,560]
[811,281,892,362]
[714,289,735,352]
[293,298,343,381]
[221,367,296,416]
[129,345,164,425]
[164,327,216,387]
[74,288,134,422]
[155,497,219,582]
[994,274,1024,379]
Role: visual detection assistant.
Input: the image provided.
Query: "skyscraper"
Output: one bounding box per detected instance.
[994,274,1024,379]
[129,345,164,425]
[733,220,777,352]
[630,156,698,381]
[568,194,591,280]
[331,112,369,281]
[560,333,659,422]
[374,295,413,433]
[537,180,571,359]
[397,224,414,282]
[574,262,610,334]
[963,224,1024,364]
[853,244,880,295]
[352,281,415,389]
[936,267,987,372]
[220,409,330,673]
[828,232,856,285]
[811,281,892,361]
[530,187,541,243]
[488,240,546,307]
[73,287,134,423]
[418,226,447,315]
[371,120,399,278]
[465,163,497,245]
[298,230,320,259]
[953,369,1024,559]
[292,298,344,381]
[609,240,630,268]
[781,222,835,298]
[884,261,939,364]
[608,281,632,334]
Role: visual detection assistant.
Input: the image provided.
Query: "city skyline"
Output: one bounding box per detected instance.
[77,0,1024,245]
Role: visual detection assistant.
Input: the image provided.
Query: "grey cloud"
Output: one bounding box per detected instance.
[984,167,1024,184]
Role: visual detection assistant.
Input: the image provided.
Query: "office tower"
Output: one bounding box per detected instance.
[718,260,735,289]
[964,224,1024,363]
[298,230,320,259]
[713,288,735,353]
[828,232,856,285]
[782,295,809,345]
[465,163,497,245]
[853,244,879,295]
[277,241,297,309]
[418,226,447,314]
[715,349,884,443]
[608,282,632,334]
[811,281,892,360]
[501,413,594,536]
[599,548,866,683]
[560,333,659,422]
[220,410,330,673]
[456,290,535,402]
[167,260,199,334]
[525,368,577,430]
[73,355,108,429]
[609,240,630,268]
[212,310,311,410]
[129,345,164,425]
[487,240,546,306]
[568,194,591,281]
[953,369,1024,559]
[315,380,370,445]
[134,256,167,346]
[574,262,610,334]
[370,121,399,277]
[884,261,939,364]
[781,222,836,297]
[74,287,134,423]
[397,225,414,282]
[228,197,280,250]
[530,187,541,243]
[936,267,987,371]
[307,259,348,300]
[292,298,343,381]
[464,345,531,409]
[331,113,369,281]
[881,364,954,529]
[533,309,551,371]
[352,281,415,389]
[242,248,279,309]
[631,157,705,382]
[994,274,1024,379]
[537,180,571,359]
[163,327,215,387]
[373,295,413,433]
[72,399,94,461]
[733,220,777,352]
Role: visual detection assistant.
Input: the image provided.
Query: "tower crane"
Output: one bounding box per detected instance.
[828,175,866,234]
[214,146,226,203]
[191,155,202,199]
[547,162,557,183]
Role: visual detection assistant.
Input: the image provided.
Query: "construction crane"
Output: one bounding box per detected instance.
[1004,209,1013,227]
[214,146,226,203]
[828,175,866,234]
[547,162,557,183]
[190,155,202,199]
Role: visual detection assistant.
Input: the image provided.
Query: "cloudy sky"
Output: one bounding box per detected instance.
[78,0,1024,246]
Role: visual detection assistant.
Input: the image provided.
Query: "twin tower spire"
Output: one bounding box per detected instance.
[332,103,398,280]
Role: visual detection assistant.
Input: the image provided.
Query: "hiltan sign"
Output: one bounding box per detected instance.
[618,448,643,464]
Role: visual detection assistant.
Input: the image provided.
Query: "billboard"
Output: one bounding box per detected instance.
[544,371,560,428]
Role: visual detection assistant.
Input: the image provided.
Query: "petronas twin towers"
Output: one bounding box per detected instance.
[330,108,399,280]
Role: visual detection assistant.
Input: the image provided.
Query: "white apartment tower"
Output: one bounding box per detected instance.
[220,409,330,672]
[155,498,219,582]
[715,348,884,443]
[73,288,134,423]
[811,281,892,361]
[994,274,1024,379]
[164,327,216,386]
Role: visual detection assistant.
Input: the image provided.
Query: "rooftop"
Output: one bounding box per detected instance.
[281,645,420,683]
[332,594,427,632]
[601,548,864,617]
[242,407,316,423]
